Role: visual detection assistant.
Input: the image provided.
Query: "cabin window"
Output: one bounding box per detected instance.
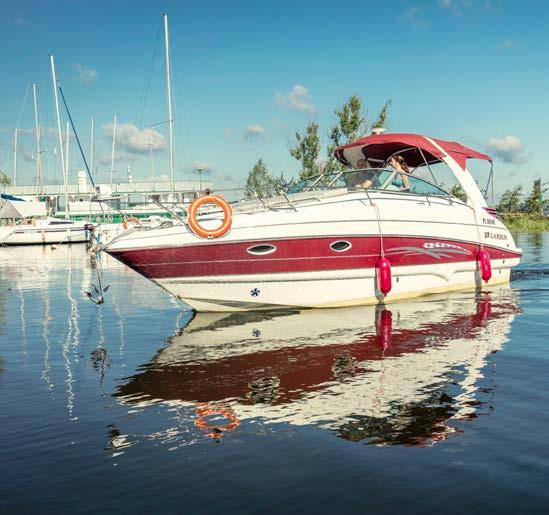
[406,176,449,196]
[247,244,277,255]
[330,240,352,252]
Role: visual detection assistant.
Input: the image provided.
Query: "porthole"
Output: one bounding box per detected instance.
[330,240,352,252]
[247,244,277,255]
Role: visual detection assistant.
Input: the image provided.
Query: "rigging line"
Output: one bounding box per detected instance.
[170,51,192,179]
[129,20,163,172]
[3,84,31,171]
[57,81,95,189]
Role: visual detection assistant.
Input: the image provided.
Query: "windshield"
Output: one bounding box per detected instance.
[285,168,452,197]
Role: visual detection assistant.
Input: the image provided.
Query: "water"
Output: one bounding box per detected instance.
[1,234,548,514]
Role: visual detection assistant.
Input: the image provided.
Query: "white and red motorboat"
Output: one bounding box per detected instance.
[104,133,522,312]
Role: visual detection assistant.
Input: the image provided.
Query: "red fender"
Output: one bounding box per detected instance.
[477,249,492,283]
[376,256,392,295]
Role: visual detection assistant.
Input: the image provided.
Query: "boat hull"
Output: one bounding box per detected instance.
[151,260,515,311]
[107,233,520,311]
[0,226,89,245]
[104,191,522,312]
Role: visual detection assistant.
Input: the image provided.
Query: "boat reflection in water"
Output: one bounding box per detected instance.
[115,288,519,446]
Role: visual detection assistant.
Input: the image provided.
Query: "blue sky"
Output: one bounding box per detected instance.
[0,0,547,199]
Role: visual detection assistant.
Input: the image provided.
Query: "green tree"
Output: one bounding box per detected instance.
[245,159,275,199]
[325,95,392,173]
[0,170,11,189]
[271,171,289,192]
[524,178,548,217]
[497,186,523,213]
[289,122,321,180]
[450,184,467,202]
[371,99,392,130]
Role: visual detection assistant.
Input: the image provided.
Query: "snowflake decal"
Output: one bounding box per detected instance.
[250,288,260,297]
[423,242,466,252]
[252,328,262,338]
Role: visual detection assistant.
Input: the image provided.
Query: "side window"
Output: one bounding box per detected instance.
[408,176,448,196]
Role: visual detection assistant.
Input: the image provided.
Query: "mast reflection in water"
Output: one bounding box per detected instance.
[115,288,520,447]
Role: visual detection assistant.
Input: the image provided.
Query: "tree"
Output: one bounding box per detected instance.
[497,186,523,213]
[450,184,467,202]
[0,170,11,189]
[271,171,289,192]
[524,178,548,217]
[325,95,392,173]
[289,122,321,180]
[371,99,392,131]
[245,159,275,199]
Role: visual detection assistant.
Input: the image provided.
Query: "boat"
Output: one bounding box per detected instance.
[0,194,90,245]
[103,133,522,312]
[114,288,520,446]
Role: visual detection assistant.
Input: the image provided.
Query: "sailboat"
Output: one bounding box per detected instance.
[0,80,89,246]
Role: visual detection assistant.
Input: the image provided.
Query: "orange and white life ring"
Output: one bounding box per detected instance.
[122,216,141,230]
[194,404,240,438]
[187,194,233,239]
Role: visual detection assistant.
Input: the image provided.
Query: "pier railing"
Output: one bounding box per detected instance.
[3,180,213,197]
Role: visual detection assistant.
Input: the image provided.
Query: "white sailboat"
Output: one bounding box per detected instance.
[0,75,89,246]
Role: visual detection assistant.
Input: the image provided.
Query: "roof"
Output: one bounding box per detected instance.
[0,198,47,218]
[335,133,492,170]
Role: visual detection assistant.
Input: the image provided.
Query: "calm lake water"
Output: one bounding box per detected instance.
[1,233,548,514]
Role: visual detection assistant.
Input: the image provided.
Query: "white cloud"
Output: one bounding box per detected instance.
[191,160,215,172]
[22,148,34,162]
[438,0,461,14]
[73,63,97,84]
[399,6,427,28]
[487,135,527,164]
[97,152,137,167]
[500,39,514,48]
[275,85,315,112]
[103,123,166,154]
[244,124,266,139]
[14,14,26,27]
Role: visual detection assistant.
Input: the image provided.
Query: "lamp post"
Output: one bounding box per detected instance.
[149,143,155,190]
[197,168,203,192]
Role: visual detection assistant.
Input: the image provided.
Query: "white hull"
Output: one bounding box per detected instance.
[156,260,516,312]
[0,220,90,245]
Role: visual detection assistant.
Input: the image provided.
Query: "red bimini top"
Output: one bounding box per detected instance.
[335,133,492,170]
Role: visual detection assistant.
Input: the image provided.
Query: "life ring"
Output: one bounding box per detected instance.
[194,404,240,438]
[187,195,233,239]
[122,216,141,230]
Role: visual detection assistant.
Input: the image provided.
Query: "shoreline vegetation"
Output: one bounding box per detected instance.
[500,213,549,232]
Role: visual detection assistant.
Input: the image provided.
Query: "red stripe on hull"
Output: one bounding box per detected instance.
[108,236,521,280]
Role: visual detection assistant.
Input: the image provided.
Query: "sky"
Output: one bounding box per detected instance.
[0,0,548,200]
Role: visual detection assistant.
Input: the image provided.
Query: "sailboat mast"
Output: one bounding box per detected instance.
[50,55,68,219]
[163,14,175,197]
[65,121,70,188]
[13,128,18,187]
[110,114,117,190]
[32,83,42,194]
[90,117,95,184]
